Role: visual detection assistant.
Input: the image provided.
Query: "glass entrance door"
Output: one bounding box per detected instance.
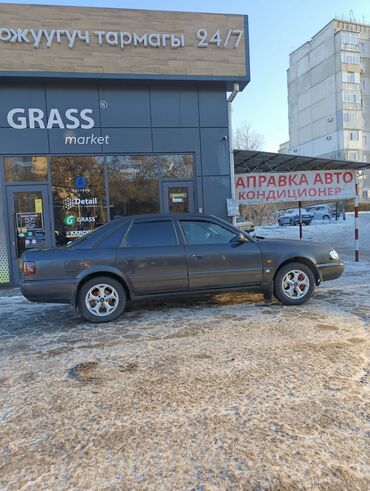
[6,186,52,283]
[162,182,195,213]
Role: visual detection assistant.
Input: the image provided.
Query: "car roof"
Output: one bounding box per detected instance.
[112,213,222,222]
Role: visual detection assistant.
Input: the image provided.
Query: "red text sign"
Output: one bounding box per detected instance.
[235,170,355,204]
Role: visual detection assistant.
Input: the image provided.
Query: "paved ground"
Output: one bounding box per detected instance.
[0,218,369,490]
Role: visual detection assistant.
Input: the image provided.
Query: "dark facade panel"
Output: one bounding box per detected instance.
[0,128,49,154]
[99,86,151,127]
[150,88,199,127]
[102,128,152,153]
[0,84,47,128]
[199,89,228,127]
[202,175,230,217]
[45,84,101,127]
[200,127,230,176]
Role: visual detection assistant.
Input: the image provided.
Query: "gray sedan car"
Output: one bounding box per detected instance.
[21,213,344,323]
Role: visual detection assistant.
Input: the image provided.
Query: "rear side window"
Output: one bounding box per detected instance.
[126,220,178,247]
[95,224,128,248]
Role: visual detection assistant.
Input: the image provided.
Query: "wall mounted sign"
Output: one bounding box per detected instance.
[235,170,356,204]
[0,4,249,85]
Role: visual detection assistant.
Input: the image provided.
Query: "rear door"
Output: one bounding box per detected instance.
[116,218,188,295]
[177,218,263,290]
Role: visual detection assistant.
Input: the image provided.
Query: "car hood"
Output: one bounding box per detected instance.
[254,237,339,262]
[255,237,315,247]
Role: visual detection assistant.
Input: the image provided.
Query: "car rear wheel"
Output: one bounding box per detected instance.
[322,215,330,222]
[78,276,126,323]
[274,262,315,305]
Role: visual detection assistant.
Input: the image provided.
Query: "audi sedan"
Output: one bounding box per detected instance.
[20,213,344,323]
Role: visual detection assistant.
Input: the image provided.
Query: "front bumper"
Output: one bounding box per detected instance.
[316,261,344,282]
[20,278,77,305]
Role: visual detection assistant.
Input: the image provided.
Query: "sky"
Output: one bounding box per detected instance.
[1,0,369,151]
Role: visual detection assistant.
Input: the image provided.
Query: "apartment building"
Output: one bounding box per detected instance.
[280,18,370,200]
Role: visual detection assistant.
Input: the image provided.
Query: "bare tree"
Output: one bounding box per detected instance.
[234,122,265,150]
[234,123,272,225]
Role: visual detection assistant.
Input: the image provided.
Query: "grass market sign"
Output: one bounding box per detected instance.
[235,171,356,204]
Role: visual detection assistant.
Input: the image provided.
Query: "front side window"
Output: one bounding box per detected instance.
[180,220,237,245]
[126,220,178,247]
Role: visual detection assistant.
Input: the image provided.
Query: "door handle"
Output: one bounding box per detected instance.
[192,254,203,260]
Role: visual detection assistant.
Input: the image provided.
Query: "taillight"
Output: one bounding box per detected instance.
[23,261,37,277]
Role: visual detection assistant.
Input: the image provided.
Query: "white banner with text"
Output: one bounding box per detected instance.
[235,170,356,204]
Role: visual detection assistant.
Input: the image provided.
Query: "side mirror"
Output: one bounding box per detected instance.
[236,233,247,243]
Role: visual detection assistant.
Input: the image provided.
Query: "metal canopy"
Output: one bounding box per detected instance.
[234,150,370,173]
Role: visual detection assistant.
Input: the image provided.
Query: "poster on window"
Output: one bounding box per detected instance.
[235,170,356,204]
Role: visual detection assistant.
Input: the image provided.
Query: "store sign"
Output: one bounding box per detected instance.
[0,28,244,50]
[0,4,248,81]
[7,108,94,129]
[235,170,356,204]
[6,107,110,146]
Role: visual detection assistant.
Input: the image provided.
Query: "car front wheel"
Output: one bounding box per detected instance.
[322,215,330,222]
[78,276,126,323]
[274,262,315,305]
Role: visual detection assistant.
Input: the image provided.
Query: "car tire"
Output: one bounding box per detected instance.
[274,262,315,306]
[78,276,126,323]
[278,220,283,227]
[322,215,330,222]
[289,218,294,226]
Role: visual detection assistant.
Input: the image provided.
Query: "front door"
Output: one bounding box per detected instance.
[6,186,52,283]
[162,182,195,213]
[178,218,263,289]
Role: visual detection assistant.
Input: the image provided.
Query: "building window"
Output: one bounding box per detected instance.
[108,155,160,219]
[344,111,359,122]
[160,154,194,179]
[4,156,48,182]
[341,53,360,64]
[349,130,360,141]
[341,32,359,45]
[342,91,360,103]
[342,71,359,83]
[347,150,359,161]
[51,156,107,241]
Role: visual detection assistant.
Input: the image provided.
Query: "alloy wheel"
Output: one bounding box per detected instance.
[281,270,310,299]
[85,283,119,317]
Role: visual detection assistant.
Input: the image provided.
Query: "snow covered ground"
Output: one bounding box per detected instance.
[0,213,369,490]
[255,211,370,260]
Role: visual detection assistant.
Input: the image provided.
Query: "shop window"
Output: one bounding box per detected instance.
[126,220,178,247]
[51,156,107,241]
[4,156,48,182]
[160,154,194,179]
[108,155,160,218]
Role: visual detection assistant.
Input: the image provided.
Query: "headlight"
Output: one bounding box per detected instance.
[329,249,340,261]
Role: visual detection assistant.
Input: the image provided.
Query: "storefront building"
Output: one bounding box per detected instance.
[0,3,249,285]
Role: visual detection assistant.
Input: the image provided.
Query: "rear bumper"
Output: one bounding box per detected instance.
[316,261,344,282]
[20,279,77,304]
